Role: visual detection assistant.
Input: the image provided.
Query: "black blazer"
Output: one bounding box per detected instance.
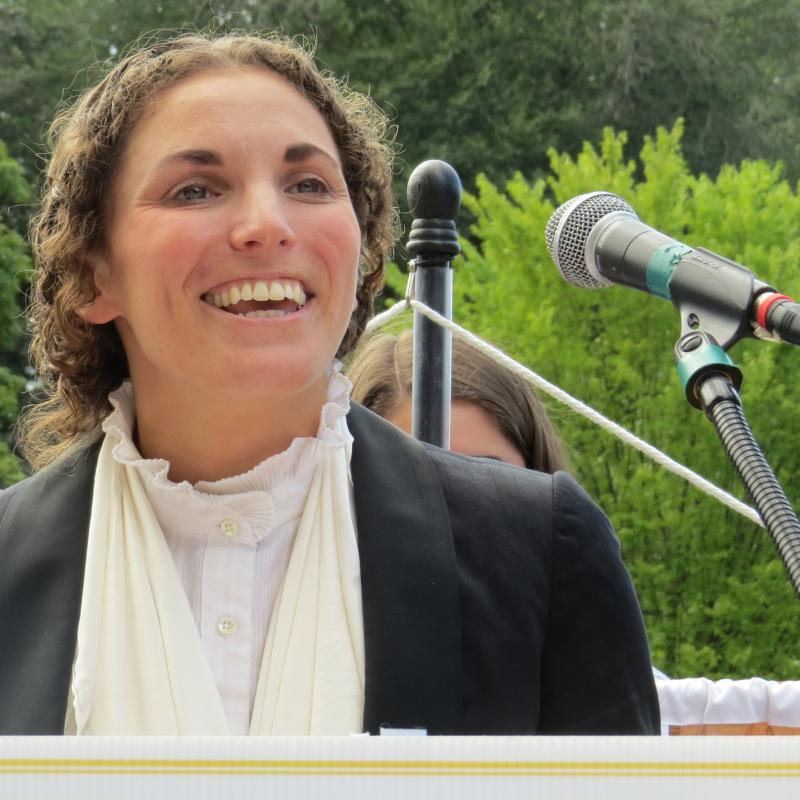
[0,402,660,735]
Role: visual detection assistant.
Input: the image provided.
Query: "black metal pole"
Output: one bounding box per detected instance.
[406,160,462,448]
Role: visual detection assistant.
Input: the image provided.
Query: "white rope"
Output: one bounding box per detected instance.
[364,299,409,334]
[366,297,764,528]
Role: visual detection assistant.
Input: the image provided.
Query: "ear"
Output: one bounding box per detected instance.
[77,253,121,325]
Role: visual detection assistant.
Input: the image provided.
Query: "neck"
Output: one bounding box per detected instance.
[130,377,330,484]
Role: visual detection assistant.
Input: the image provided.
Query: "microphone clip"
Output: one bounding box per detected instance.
[674,331,743,413]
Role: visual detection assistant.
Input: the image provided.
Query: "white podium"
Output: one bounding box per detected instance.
[2,735,799,799]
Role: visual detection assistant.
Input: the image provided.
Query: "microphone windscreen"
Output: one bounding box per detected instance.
[545,192,636,288]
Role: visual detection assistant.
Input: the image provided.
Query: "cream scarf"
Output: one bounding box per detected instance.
[69,415,365,735]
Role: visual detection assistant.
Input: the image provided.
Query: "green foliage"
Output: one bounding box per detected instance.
[0,139,32,487]
[258,0,800,187]
[0,1,218,172]
[4,0,800,186]
[457,121,800,679]
[576,0,800,181]
[0,367,25,486]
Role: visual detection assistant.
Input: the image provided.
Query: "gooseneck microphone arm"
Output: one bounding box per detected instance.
[675,331,800,599]
[406,160,462,448]
[547,192,800,599]
[703,389,800,598]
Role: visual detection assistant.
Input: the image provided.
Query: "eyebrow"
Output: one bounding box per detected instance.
[156,149,223,169]
[284,143,340,167]
[156,144,339,170]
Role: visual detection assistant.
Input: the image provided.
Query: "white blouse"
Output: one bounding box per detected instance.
[101,367,354,734]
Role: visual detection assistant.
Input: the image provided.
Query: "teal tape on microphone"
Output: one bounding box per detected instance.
[646,243,692,299]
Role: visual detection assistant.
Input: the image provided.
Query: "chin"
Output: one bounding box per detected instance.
[223,359,332,402]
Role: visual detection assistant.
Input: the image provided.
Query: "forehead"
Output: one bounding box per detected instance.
[449,400,526,467]
[120,66,338,165]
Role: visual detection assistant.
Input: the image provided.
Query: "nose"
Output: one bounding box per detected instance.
[228,186,295,251]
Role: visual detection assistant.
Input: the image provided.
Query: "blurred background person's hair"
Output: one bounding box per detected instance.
[347,329,568,474]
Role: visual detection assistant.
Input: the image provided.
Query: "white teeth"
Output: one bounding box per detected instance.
[268,281,285,301]
[206,279,307,308]
[244,309,289,318]
[253,281,269,301]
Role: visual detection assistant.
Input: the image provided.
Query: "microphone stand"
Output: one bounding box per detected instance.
[674,330,800,598]
[405,160,462,448]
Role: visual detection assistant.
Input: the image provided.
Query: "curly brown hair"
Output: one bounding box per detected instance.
[19,31,398,470]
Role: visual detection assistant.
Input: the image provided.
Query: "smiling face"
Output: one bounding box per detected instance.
[84,66,362,416]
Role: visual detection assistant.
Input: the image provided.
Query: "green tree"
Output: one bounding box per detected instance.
[455,121,800,678]
[581,0,800,180]
[4,0,800,185]
[260,0,800,186]
[0,139,31,487]
[0,0,216,171]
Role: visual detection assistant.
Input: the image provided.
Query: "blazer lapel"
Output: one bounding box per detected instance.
[348,403,462,734]
[0,442,98,733]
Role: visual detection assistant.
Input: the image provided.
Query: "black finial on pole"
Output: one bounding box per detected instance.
[407,160,462,261]
[406,160,462,448]
[407,159,461,217]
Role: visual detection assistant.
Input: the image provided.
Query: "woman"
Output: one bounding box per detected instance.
[0,32,659,736]
[347,330,568,473]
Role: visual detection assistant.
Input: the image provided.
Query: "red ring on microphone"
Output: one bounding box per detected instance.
[757,293,793,329]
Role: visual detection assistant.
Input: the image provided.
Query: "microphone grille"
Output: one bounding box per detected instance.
[545,191,637,288]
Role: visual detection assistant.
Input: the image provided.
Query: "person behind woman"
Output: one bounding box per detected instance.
[348,330,568,473]
[0,31,659,736]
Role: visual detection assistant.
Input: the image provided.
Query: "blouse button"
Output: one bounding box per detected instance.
[220,518,238,538]
[217,616,238,637]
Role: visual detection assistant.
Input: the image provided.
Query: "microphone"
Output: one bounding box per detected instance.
[545,191,800,349]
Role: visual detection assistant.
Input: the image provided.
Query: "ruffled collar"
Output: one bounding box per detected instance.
[101,365,353,529]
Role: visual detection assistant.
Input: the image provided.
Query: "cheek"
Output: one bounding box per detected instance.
[318,217,361,296]
[329,206,363,268]
[147,218,216,265]
[122,207,217,261]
